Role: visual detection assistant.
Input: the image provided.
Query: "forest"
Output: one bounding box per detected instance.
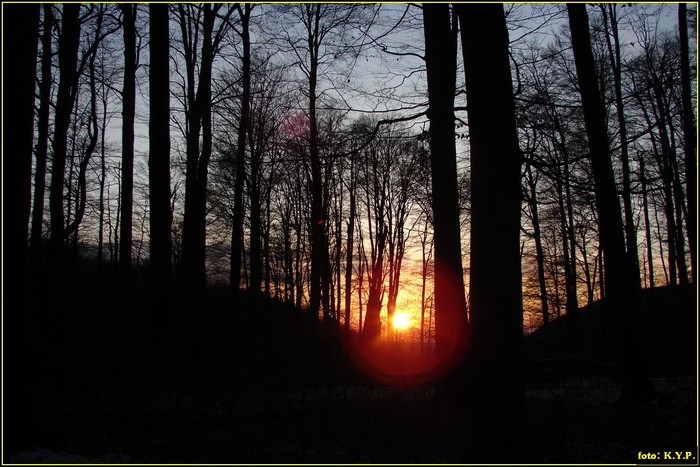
[3,2,697,464]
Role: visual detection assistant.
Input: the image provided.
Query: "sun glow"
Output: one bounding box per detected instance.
[392,312,411,330]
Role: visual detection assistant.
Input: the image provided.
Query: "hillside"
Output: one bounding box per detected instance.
[524,284,697,378]
[6,280,697,463]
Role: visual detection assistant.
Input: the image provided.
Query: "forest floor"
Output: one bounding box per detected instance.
[5,284,698,464]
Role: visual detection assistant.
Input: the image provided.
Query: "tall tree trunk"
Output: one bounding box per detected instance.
[148,3,172,343]
[419,219,433,355]
[120,5,137,289]
[567,3,654,402]
[97,58,109,276]
[678,3,696,284]
[249,144,262,297]
[179,4,226,372]
[361,148,387,340]
[4,3,40,453]
[668,126,689,284]
[602,4,641,285]
[344,157,356,331]
[264,191,272,297]
[306,5,332,321]
[652,78,689,285]
[652,85,683,285]
[526,163,549,334]
[636,91,680,285]
[181,4,218,303]
[230,4,251,300]
[30,4,53,260]
[357,227,365,333]
[424,4,468,374]
[639,156,655,288]
[48,4,81,299]
[457,3,524,460]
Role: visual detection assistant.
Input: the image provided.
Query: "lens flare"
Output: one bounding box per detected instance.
[393,313,411,330]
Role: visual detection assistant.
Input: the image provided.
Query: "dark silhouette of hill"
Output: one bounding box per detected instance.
[10,256,697,463]
[524,284,697,379]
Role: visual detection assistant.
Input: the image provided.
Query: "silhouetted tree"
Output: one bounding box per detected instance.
[48,4,81,292]
[30,5,53,261]
[344,150,358,331]
[230,3,252,300]
[278,4,372,320]
[175,3,234,371]
[148,3,172,343]
[627,26,689,286]
[600,4,641,285]
[63,10,102,246]
[359,132,388,340]
[523,161,550,335]
[386,139,419,339]
[423,3,468,373]
[119,4,137,290]
[638,155,655,288]
[457,3,524,460]
[176,4,233,301]
[4,3,40,453]
[678,3,696,283]
[567,3,655,402]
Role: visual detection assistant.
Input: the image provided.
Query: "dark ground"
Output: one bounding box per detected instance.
[4,274,698,464]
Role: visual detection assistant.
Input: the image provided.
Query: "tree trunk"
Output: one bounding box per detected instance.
[119,5,137,289]
[639,156,655,288]
[419,219,433,355]
[651,77,689,285]
[305,5,332,321]
[526,163,549,334]
[344,157,356,331]
[567,3,654,403]
[636,91,680,286]
[264,191,272,297]
[97,58,109,276]
[668,125,689,284]
[179,4,222,373]
[148,3,172,344]
[458,3,524,460]
[48,3,81,292]
[602,4,640,285]
[4,3,40,453]
[230,4,251,300]
[678,3,696,284]
[181,5,217,304]
[30,4,53,260]
[424,3,468,373]
[249,142,262,297]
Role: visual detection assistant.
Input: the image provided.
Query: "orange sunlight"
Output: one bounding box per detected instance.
[392,312,411,330]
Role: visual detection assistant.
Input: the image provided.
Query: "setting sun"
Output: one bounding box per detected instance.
[392,313,411,330]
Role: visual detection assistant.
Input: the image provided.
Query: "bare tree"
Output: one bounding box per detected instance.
[48,4,81,290]
[30,5,53,260]
[4,3,40,453]
[359,129,389,340]
[277,4,374,320]
[457,3,524,460]
[600,5,641,285]
[678,3,696,283]
[148,3,172,343]
[230,3,252,300]
[567,3,655,403]
[423,3,468,373]
[175,4,234,300]
[119,4,138,290]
